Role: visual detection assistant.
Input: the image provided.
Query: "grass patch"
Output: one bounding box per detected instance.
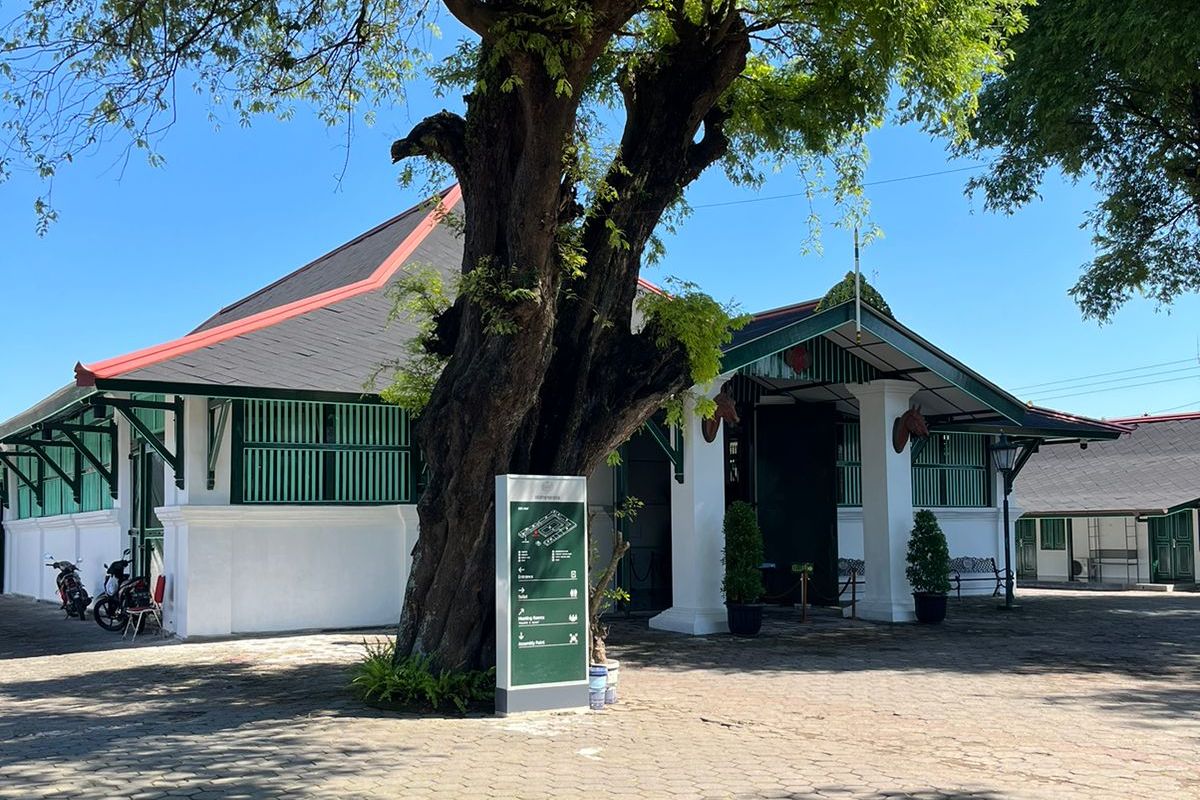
[350,639,495,714]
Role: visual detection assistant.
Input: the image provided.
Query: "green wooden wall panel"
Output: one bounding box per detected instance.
[238,400,412,505]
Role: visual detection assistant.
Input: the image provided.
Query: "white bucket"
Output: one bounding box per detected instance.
[588,664,608,710]
[604,659,620,704]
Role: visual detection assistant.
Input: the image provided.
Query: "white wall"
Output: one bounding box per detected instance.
[837,505,1013,596]
[2,511,124,603]
[1026,515,1149,585]
[158,504,418,637]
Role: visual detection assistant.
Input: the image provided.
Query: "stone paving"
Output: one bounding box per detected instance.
[0,589,1197,799]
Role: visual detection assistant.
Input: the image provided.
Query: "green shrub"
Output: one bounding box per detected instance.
[349,639,495,714]
[906,509,951,594]
[722,500,765,604]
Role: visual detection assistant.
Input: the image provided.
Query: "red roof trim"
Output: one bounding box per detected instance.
[1026,404,1134,433]
[636,276,666,295]
[750,299,820,320]
[1107,411,1200,425]
[76,185,463,386]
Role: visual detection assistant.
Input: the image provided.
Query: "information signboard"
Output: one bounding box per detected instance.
[495,475,589,714]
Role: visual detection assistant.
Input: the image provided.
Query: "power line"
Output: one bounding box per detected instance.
[1012,357,1198,391]
[1148,398,1200,415]
[689,163,991,211]
[1027,364,1200,398]
[1032,372,1200,403]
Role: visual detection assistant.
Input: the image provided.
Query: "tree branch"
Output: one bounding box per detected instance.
[439,0,503,37]
[391,110,469,181]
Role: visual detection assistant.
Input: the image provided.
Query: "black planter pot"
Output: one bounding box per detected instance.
[726,602,765,636]
[912,592,948,624]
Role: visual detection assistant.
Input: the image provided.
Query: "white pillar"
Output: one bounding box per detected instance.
[649,402,729,635]
[849,380,918,623]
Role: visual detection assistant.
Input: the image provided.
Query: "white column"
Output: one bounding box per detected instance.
[849,380,918,623]
[167,395,228,506]
[649,402,729,635]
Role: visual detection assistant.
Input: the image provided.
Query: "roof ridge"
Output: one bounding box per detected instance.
[191,186,456,333]
[77,185,462,385]
[1107,411,1200,424]
[750,299,820,319]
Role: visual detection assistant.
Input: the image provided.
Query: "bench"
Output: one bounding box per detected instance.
[837,556,1008,612]
[949,556,1007,599]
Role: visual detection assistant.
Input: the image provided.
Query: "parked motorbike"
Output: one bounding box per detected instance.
[92,550,151,633]
[44,555,90,620]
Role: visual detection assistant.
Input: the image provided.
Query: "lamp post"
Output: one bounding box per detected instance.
[990,434,1020,610]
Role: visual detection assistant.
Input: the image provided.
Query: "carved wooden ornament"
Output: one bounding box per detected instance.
[702,392,740,443]
[783,344,810,374]
[892,405,929,454]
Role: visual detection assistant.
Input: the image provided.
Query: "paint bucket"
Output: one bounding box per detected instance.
[588,664,608,710]
[604,659,620,704]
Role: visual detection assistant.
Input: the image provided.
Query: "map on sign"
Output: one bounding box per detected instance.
[516,510,578,547]
[508,499,588,687]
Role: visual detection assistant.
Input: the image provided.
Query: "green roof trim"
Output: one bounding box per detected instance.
[720,301,1122,441]
[721,302,853,372]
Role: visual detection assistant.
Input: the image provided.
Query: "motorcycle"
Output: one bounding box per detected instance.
[45,555,90,620]
[92,550,151,633]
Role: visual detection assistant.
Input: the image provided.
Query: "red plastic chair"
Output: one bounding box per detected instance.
[124,575,165,642]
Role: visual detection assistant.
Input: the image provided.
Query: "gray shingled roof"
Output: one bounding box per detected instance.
[117,222,464,394]
[1015,415,1200,516]
[0,384,96,441]
[191,196,441,333]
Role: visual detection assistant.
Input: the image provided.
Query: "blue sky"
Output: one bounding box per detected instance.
[2,54,1198,423]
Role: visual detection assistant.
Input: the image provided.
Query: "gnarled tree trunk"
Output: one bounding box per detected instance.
[391,0,749,670]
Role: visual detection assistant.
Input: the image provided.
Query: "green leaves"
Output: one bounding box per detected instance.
[377,264,452,413]
[1,0,431,229]
[964,0,1200,321]
[814,271,894,318]
[722,500,765,604]
[349,639,495,713]
[906,509,951,595]
[636,277,749,386]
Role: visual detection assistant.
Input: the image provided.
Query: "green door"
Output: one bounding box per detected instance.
[1150,511,1195,583]
[1016,519,1037,578]
[129,442,165,578]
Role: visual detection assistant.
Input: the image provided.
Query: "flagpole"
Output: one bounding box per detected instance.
[854,226,862,344]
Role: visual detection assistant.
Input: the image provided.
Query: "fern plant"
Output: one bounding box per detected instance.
[350,639,495,714]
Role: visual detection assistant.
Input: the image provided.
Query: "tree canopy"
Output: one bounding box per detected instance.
[1,0,1028,667]
[963,0,1200,321]
[814,271,893,318]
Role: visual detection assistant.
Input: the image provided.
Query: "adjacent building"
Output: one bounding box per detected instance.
[1,187,1127,636]
[1015,413,1199,587]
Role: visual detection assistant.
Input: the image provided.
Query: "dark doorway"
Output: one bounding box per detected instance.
[614,430,672,613]
[754,402,839,605]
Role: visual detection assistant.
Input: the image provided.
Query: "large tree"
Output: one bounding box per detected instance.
[964,0,1200,321]
[1,0,1023,668]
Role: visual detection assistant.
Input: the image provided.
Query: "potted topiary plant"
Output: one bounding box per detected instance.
[906,509,951,624]
[722,500,766,636]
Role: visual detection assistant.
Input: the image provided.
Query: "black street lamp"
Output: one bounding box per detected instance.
[990,434,1020,610]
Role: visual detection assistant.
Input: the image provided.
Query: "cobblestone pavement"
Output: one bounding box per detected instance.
[0,589,1197,799]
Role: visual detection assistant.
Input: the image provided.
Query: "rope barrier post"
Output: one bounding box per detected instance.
[851,570,858,620]
[801,572,808,623]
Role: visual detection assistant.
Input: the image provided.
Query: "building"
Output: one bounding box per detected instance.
[0,187,1127,636]
[1014,413,1200,587]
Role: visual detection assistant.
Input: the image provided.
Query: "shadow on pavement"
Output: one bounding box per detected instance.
[607,591,1200,712]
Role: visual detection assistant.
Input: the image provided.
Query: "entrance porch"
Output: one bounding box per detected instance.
[646,299,1125,633]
